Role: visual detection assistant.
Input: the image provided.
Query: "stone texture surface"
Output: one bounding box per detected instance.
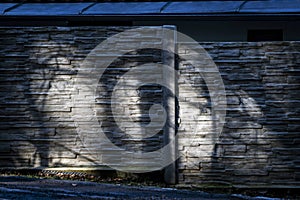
[0,26,165,169]
[0,26,299,187]
[177,41,300,187]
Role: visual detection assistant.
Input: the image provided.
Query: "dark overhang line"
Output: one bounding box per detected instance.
[235,0,249,13]
[2,2,23,15]
[2,13,300,24]
[159,1,172,13]
[79,2,97,15]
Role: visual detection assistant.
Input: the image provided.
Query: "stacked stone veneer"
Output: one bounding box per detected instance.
[0,26,299,187]
[0,26,165,169]
[177,41,300,187]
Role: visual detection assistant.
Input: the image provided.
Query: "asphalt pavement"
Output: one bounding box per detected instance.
[0,176,274,200]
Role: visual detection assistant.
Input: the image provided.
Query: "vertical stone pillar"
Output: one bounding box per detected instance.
[162,25,177,184]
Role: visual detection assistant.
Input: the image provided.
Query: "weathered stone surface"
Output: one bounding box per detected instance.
[178,41,300,187]
[0,26,165,169]
[0,27,299,187]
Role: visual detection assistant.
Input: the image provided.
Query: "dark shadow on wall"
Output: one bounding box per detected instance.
[0,27,169,171]
[1,27,299,187]
[96,48,165,153]
[0,27,106,168]
[188,42,300,186]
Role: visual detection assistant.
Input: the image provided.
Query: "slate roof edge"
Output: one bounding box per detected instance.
[3,14,300,19]
[1,1,300,17]
[3,13,300,17]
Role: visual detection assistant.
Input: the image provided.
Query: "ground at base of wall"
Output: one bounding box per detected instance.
[1,169,299,199]
[0,175,228,200]
[0,168,166,187]
[187,186,300,200]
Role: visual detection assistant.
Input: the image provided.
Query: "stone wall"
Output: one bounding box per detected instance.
[177,41,300,187]
[0,26,299,187]
[0,26,165,169]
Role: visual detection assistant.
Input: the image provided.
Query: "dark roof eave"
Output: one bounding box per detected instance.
[2,1,300,17]
[2,13,300,18]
